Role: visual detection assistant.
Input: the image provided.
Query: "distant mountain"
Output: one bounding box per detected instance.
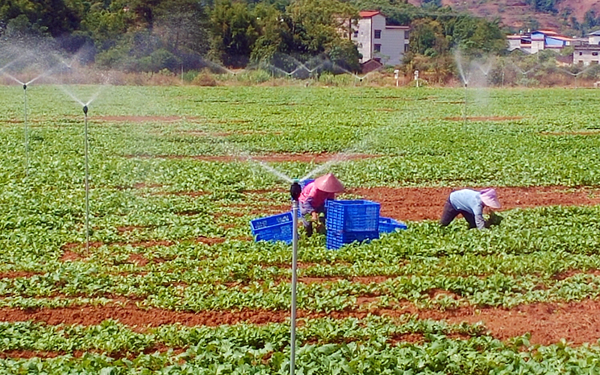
[407,0,600,36]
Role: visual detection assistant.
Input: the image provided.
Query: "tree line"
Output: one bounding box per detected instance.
[0,0,507,74]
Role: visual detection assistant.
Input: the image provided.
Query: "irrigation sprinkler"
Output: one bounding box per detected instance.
[23,84,29,177]
[463,82,468,126]
[2,69,50,177]
[83,105,91,252]
[289,180,302,375]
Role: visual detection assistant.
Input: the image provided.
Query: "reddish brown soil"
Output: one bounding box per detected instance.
[443,116,523,121]
[126,153,380,163]
[127,254,148,267]
[541,130,600,136]
[297,276,391,284]
[117,225,151,233]
[160,190,209,197]
[3,300,600,345]
[351,186,600,221]
[196,236,226,245]
[0,271,39,279]
[95,116,199,123]
[436,300,600,346]
[179,130,281,137]
[61,240,175,254]
[60,250,84,262]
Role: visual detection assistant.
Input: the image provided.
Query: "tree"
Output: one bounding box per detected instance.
[209,0,258,68]
[0,0,81,37]
[409,18,447,57]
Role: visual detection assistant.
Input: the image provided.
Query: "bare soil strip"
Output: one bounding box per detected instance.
[2,300,600,345]
[94,115,200,123]
[540,130,600,136]
[443,116,524,121]
[126,153,380,163]
[351,186,600,221]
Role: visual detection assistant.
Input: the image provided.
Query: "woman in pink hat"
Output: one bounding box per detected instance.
[299,173,345,236]
[440,188,501,229]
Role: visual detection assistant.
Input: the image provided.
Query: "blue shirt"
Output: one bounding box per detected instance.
[449,189,485,229]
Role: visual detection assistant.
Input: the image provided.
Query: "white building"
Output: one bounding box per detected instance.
[573,30,600,66]
[351,11,409,67]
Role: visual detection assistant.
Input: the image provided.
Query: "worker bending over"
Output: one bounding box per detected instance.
[299,173,344,236]
[440,188,501,230]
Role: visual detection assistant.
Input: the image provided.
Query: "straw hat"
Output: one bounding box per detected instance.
[480,188,501,209]
[314,173,345,193]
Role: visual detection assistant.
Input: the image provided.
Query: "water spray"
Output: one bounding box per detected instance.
[83,105,90,252]
[289,180,301,375]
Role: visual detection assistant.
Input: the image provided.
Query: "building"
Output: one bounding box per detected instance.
[573,30,600,66]
[507,30,573,54]
[351,11,409,67]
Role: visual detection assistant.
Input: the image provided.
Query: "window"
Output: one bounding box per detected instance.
[374,44,381,52]
[374,30,381,39]
[404,31,409,40]
[353,30,358,38]
[579,52,583,56]
[593,52,599,56]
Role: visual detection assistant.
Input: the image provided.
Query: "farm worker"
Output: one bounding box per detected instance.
[299,173,345,236]
[439,188,501,230]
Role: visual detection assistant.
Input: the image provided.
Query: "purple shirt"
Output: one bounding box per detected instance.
[449,189,485,229]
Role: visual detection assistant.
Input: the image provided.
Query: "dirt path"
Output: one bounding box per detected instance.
[2,299,600,345]
[127,153,380,163]
[351,186,600,221]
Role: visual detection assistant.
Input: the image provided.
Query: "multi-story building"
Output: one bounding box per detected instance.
[507,30,573,54]
[573,30,600,66]
[350,11,409,67]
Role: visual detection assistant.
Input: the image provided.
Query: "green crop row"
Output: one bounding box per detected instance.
[0,324,599,374]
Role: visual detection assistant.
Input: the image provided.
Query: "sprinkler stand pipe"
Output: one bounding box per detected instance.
[23,84,29,177]
[83,105,90,252]
[463,83,468,126]
[289,180,302,375]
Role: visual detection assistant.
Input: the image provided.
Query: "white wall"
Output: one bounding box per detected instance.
[352,13,408,66]
[354,18,372,62]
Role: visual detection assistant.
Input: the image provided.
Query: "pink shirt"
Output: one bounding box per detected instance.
[298,182,335,210]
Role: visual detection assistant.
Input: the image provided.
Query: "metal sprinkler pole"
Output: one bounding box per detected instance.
[289,181,302,375]
[463,82,468,126]
[23,84,29,177]
[83,105,90,252]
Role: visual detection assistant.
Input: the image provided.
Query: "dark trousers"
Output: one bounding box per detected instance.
[440,199,476,229]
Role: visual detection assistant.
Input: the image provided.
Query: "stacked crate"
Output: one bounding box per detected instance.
[326,200,380,250]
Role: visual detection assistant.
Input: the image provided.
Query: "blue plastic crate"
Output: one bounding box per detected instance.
[250,212,293,244]
[326,230,379,250]
[326,200,380,232]
[378,217,408,234]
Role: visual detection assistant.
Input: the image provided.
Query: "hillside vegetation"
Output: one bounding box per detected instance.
[409,0,600,36]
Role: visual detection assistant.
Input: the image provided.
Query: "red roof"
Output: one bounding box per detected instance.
[359,11,381,18]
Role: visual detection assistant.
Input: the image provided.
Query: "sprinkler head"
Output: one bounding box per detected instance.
[23,84,27,90]
[83,105,88,115]
[290,180,302,201]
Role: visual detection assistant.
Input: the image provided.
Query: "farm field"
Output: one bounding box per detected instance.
[0,85,599,373]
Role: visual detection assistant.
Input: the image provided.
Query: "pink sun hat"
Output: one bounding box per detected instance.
[480,188,501,209]
[314,173,345,193]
